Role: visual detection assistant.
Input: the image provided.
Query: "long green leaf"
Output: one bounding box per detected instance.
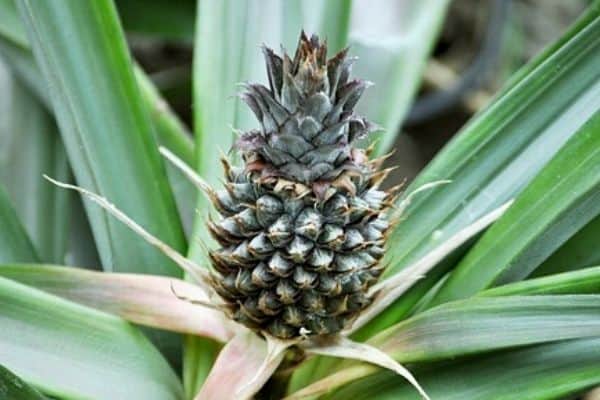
[431,111,600,305]
[0,55,100,270]
[134,66,194,167]
[318,0,352,53]
[66,194,102,269]
[0,2,196,175]
[372,295,600,362]
[0,27,197,238]
[0,0,25,47]
[0,0,50,104]
[183,337,220,400]
[16,0,191,364]
[0,63,69,264]
[360,3,600,336]
[533,213,600,278]
[325,338,600,400]
[17,0,187,274]
[0,186,37,263]
[134,66,197,234]
[0,364,46,400]
[349,0,450,154]
[479,266,600,296]
[0,276,182,399]
[0,60,38,265]
[0,40,46,103]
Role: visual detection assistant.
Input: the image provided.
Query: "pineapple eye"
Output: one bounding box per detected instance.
[267,252,294,278]
[292,267,318,289]
[286,236,314,263]
[294,208,323,240]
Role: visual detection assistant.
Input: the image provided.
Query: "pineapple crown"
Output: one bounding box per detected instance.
[236,31,378,188]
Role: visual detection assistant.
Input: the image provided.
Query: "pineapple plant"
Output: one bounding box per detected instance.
[207,32,392,339]
[0,1,599,400]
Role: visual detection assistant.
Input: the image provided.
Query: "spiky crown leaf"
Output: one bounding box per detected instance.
[237,31,378,188]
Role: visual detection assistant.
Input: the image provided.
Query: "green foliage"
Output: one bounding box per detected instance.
[0,276,182,399]
[0,0,598,399]
[431,111,600,305]
[0,71,69,264]
[17,0,187,276]
[0,364,46,400]
[0,185,38,263]
[355,2,600,338]
[326,338,600,400]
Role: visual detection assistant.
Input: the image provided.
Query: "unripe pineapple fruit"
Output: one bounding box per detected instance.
[208,32,396,339]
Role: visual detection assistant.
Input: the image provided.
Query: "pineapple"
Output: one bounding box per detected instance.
[207,32,395,339]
